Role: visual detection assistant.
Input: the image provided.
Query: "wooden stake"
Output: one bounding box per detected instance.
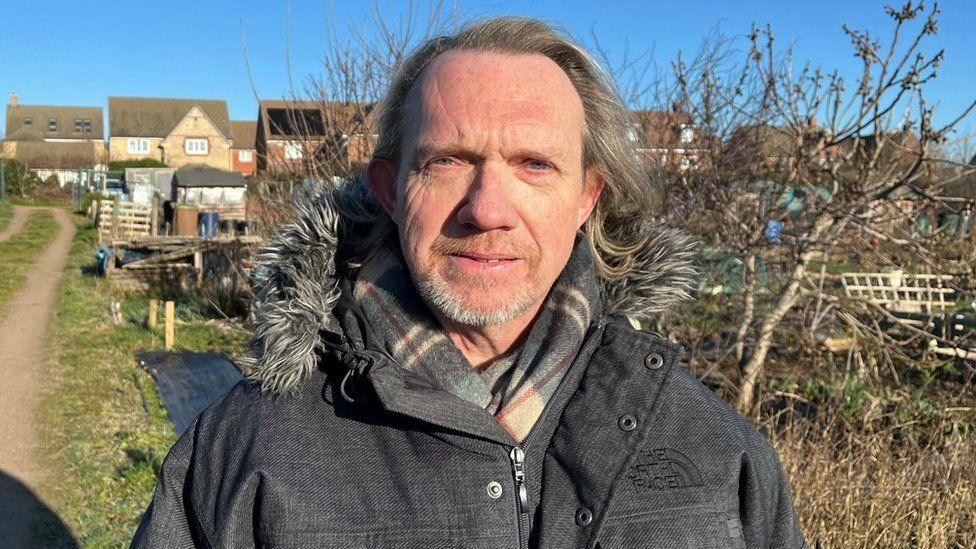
[164,301,175,350]
[148,299,158,328]
[194,250,204,285]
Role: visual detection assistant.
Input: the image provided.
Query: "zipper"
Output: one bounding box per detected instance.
[502,317,608,549]
[510,445,529,549]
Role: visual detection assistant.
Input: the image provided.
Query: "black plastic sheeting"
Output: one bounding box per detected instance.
[137,350,243,435]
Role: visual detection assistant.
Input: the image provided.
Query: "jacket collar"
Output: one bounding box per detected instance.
[240,179,698,397]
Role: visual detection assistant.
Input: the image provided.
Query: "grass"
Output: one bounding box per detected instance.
[0,209,60,313]
[37,217,247,547]
[11,195,73,208]
[770,411,975,547]
[0,206,13,232]
[669,287,976,546]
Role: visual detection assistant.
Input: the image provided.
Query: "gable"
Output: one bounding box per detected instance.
[162,106,230,147]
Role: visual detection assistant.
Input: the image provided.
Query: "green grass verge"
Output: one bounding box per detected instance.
[0,209,60,312]
[0,206,13,233]
[38,217,248,547]
[11,196,73,208]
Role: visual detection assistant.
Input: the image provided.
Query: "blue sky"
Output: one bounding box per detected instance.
[1,0,974,136]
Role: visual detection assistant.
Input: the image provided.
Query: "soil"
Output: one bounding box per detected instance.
[0,206,78,548]
[0,206,29,244]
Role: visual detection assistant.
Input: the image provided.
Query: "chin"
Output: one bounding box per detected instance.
[417,277,538,328]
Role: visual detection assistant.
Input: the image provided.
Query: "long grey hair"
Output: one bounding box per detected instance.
[339,16,660,284]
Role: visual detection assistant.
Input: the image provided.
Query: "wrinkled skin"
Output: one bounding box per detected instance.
[367,50,604,366]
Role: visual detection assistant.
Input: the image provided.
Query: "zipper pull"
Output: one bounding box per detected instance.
[510,446,529,512]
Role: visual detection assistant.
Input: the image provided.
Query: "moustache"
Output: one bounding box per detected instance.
[429,233,539,264]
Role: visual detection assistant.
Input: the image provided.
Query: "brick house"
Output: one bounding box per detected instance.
[631,106,710,171]
[231,120,257,176]
[108,97,233,170]
[2,93,105,185]
[256,99,375,173]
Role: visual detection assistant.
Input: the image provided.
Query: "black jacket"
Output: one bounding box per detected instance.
[132,187,807,548]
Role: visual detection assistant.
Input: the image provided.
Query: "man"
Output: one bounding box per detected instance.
[133,16,807,548]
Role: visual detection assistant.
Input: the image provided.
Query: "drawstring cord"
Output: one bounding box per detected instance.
[336,351,374,404]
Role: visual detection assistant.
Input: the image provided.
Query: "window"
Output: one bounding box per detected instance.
[185,139,208,155]
[48,118,58,132]
[678,124,695,145]
[74,119,92,133]
[238,149,254,162]
[127,138,150,154]
[285,142,303,160]
[23,117,32,126]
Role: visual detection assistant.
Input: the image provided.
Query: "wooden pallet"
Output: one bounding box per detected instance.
[841,271,954,314]
[96,201,152,241]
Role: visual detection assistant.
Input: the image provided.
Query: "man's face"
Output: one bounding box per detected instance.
[368,50,604,327]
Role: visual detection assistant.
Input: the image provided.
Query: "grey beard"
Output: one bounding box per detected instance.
[416,272,537,328]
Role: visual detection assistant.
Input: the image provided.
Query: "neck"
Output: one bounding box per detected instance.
[433,301,545,371]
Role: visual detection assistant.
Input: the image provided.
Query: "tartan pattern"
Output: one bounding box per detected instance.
[352,237,601,442]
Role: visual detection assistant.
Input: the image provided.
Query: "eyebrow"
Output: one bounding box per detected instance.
[410,142,568,167]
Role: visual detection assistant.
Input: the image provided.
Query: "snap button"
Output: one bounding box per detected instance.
[618,414,637,431]
[575,507,593,526]
[644,352,664,370]
[486,481,503,499]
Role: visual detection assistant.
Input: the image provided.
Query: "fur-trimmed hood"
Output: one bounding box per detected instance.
[240,181,698,395]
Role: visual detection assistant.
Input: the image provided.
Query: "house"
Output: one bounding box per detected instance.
[631,105,709,170]
[108,97,233,171]
[2,93,105,185]
[231,120,257,176]
[256,99,375,173]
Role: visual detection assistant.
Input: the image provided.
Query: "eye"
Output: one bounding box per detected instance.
[527,159,552,171]
[431,157,456,166]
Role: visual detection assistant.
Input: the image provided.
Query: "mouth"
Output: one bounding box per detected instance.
[450,251,519,263]
[444,251,523,274]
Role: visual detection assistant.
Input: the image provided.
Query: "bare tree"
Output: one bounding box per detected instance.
[634,1,976,412]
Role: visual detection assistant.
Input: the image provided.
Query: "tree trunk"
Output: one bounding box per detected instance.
[736,215,835,413]
[734,253,758,364]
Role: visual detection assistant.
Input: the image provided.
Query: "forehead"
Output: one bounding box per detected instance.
[404,50,585,146]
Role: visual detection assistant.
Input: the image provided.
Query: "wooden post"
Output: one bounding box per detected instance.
[150,194,160,237]
[164,301,175,350]
[148,299,158,328]
[194,250,204,285]
[111,195,120,241]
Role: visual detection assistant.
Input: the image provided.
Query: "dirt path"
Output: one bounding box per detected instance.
[0,206,29,245]
[0,207,78,548]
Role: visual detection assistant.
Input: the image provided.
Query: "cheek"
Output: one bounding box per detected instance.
[519,186,584,245]
[398,179,459,261]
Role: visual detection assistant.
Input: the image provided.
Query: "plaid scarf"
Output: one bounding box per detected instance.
[352,236,601,442]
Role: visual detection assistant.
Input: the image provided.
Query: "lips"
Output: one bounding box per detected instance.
[451,251,518,263]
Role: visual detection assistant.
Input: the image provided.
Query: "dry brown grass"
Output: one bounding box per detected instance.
[768,412,976,548]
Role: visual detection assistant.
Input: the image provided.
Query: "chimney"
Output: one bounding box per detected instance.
[9,93,17,108]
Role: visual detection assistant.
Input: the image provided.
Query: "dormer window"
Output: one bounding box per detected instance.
[23,117,32,126]
[49,118,58,132]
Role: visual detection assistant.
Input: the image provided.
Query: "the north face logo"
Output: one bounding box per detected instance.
[626,448,703,493]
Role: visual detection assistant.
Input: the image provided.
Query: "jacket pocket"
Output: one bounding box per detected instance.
[596,507,746,549]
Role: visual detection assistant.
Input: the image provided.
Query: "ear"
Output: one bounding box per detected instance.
[365,157,398,217]
[577,168,607,229]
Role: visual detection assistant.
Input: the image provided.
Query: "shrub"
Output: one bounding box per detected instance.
[108,158,167,171]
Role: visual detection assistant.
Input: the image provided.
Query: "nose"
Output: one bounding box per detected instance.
[456,163,520,231]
